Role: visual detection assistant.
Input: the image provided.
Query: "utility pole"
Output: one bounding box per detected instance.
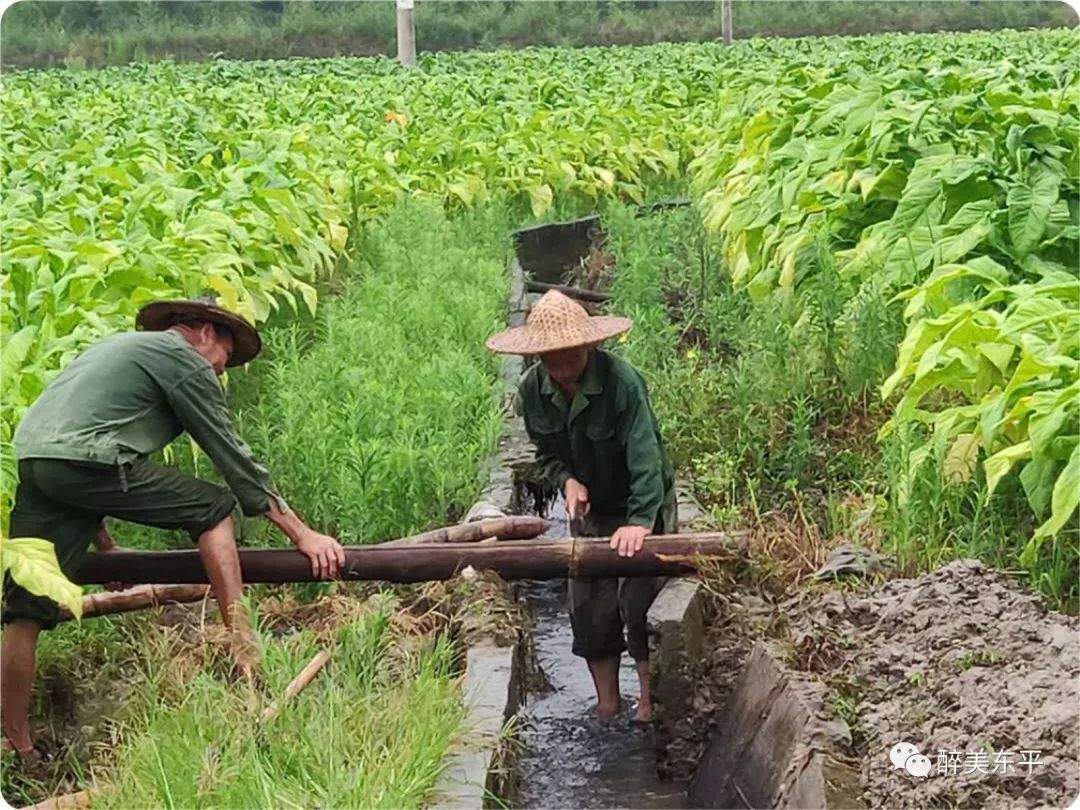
[721,0,733,45]
[397,0,417,68]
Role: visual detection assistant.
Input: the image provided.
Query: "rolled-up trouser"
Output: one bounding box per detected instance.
[3,457,236,630]
[567,488,677,662]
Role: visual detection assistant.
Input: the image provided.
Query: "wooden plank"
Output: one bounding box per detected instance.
[524,280,610,303]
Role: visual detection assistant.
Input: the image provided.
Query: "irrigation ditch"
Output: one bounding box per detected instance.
[430,206,1080,810]
[431,206,863,809]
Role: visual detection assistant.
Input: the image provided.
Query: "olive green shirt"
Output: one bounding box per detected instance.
[13,330,280,516]
[518,349,674,529]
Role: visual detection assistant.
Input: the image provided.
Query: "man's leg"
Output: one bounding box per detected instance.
[633,660,652,722]
[2,459,91,758]
[34,458,255,678]
[197,516,259,678]
[568,576,625,718]
[585,656,622,718]
[620,576,666,722]
[625,492,678,722]
[1,619,41,758]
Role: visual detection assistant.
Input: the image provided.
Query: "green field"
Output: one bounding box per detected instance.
[1,23,1078,807]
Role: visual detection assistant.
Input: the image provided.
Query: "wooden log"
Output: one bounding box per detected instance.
[524,280,611,303]
[260,650,331,723]
[57,584,211,622]
[22,789,98,810]
[379,515,550,547]
[73,533,743,585]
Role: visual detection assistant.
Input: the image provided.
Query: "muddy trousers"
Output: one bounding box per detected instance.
[567,492,677,663]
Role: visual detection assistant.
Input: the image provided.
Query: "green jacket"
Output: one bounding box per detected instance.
[518,349,674,529]
[13,330,280,516]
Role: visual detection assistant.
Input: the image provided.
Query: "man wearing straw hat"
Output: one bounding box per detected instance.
[487,290,676,722]
[2,296,344,763]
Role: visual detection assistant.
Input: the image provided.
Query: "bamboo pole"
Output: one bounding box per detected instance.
[73,533,743,585]
[524,280,611,303]
[22,789,98,810]
[379,515,550,547]
[57,584,211,622]
[259,650,332,723]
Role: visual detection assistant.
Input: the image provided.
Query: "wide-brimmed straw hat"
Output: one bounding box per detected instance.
[136,295,262,366]
[486,290,632,355]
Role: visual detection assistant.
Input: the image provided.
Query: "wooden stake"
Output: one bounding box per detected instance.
[259,650,332,723]
[75,533,744,585]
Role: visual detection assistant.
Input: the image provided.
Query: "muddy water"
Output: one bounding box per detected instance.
[515,505,686,809]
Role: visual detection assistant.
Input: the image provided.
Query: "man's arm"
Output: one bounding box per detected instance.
[517,388,587,516]
[164,366,345,578]
[262,499,346,580]
[611,382,666,557]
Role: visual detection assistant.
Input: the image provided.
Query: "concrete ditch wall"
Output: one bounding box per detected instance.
[433,253,531,809]
[688,642,860,809]
[434,640,524,809]
[647,487,858,809]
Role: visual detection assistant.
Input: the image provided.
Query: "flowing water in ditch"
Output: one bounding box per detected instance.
[515,502,686,808]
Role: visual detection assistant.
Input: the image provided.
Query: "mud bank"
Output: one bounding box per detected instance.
[789,559,1080,808]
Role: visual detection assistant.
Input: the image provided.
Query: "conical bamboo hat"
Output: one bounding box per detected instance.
[485,290,632,355]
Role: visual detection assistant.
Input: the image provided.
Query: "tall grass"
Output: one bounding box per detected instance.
[98,601,463,809]
[241,200,509,543]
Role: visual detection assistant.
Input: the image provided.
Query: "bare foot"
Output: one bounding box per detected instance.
[228,628,263,687]
[17,745,42,767]
[594,701,621,720]
[634,700,653,723]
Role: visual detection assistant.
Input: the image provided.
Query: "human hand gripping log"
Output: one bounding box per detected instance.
[566,477,650,559]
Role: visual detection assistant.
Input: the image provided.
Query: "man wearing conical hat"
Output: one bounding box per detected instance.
[2,297,344,762]
[487,290,676,722]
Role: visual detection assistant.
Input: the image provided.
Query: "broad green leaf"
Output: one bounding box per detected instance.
[1007,169,1062,257]
[526,183,553,218]
[984,440,1032,496]
[944,433,980,484]
[1024,443,1080,561]
[0,537,82,619]
[1,325,37,381]
[1020,454,1056,517]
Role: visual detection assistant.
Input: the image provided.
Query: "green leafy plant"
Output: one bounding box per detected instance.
[0,536,82,619]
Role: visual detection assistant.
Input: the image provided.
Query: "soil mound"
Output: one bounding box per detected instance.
[795,558,1079,808]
